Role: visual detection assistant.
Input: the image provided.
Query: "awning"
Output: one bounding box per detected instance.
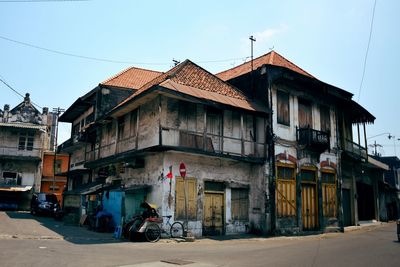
[0,186,32,192]
[123,184,151,193]
[64,181,109,195]
[0,122,46,131]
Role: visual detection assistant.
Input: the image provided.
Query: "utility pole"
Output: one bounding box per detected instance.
[369,140,382,156]
[52,107,65,194]
[249,35,256,99]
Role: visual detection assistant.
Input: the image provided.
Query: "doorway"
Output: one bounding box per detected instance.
[203,193,224,236]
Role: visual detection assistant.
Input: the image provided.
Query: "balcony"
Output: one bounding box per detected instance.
[343,139,367,161]
[58,133,88,153]
[84,126,266,166]
[0,145,42,161]
[296,127,330,153]
[161,126,266,161]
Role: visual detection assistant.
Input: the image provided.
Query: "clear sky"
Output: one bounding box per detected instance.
[1,0,399,156]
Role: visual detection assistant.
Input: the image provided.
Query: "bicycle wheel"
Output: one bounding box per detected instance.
[144,223,161,242]
[127,218,142,241]
[170,222,184,238]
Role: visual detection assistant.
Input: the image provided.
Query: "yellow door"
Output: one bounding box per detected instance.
[301,184,318,230]
[203,193,224,236]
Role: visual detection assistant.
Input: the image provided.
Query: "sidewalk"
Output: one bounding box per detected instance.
[344,220,385,232]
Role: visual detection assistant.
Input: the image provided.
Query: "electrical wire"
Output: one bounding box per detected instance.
[0,0,91,2]
[0,34,248,66]
[0,75,43,109]
[357,0,377,102]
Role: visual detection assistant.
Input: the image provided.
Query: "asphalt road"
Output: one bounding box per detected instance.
[0,211,399,267]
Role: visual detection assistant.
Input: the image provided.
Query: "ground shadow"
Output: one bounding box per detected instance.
[5,211,129,245]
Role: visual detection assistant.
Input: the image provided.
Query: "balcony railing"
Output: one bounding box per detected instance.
[0,145,42,159]
[84,126,266,163]
[296,127,330,152]
[161,126,265,159]
[343,139,367,160]
[59,133,88,152]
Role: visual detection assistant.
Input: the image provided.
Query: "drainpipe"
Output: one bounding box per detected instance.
[336,108,344,232]
[267,75,276,234]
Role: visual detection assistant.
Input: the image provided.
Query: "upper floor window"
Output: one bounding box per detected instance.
[55,159,62,174]
[117,116,126,140]
[130,109,138,137]
[298,99,312,128]
[277,90,290,126]
[18,131,34,151]
[206,107,222,136]
[320,105,331,133]
[178,101,197,131]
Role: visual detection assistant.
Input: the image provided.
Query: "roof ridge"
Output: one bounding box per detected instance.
[100,66,162,85]
[271,51,314,78]
[216,51,273,77]
[178,60,247,99]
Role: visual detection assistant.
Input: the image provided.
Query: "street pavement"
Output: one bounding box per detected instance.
[0,211,399,267]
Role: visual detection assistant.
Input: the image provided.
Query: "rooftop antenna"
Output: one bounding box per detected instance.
[172,59,180,67]
[249,35,256,99]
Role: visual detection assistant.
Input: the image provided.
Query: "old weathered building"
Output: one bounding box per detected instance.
[59,66,162,223]
[218,50,380,233]
[61,61,270,236]
[373,156,400,221]
[0,93,53,209]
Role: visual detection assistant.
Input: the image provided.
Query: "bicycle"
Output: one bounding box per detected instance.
[143,215,185,242]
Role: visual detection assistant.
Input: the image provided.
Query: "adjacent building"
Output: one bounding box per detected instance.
[217,51,384,233]
[41,152,69,204]
[0,93,53,210]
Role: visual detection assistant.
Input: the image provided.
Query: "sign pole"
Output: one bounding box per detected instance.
[179,162,188,237]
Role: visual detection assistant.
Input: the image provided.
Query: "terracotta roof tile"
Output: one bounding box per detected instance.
[216,51,314,81]
[100,66,162,89]
[114,60,268,114]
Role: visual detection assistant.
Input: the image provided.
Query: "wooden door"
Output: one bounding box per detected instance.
[203,193,224,236]
[301,184,318,230]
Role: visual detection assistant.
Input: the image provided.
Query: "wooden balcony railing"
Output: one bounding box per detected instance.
[296,127,330,153]
[343,139,367,160]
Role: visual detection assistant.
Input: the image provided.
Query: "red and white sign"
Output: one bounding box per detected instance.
[179,162,186,178]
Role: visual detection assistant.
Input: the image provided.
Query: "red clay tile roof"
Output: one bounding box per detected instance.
[216,51,314,81]
[100,66,162,89]
[114,60,268,114]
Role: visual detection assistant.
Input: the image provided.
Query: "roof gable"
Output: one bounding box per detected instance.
[216,50,314,81]
[116,60,249,110]
[100,66,162,89]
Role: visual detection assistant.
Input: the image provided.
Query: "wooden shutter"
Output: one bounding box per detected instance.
[320,105,330,133]
[277,91,290,126]
[175,177,197,220]
[298,99,312,128]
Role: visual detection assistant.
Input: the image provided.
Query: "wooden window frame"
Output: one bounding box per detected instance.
[231,188,249,221]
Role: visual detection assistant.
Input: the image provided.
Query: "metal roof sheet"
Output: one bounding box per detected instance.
[0,122,46,130]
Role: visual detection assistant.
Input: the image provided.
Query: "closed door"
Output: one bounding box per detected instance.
[301,184,318,230]
[203,193,224,236]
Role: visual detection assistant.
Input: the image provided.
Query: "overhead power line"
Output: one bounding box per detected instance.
[357,0,377,102]
[0,75,43,109]
[0,0,91,2]
[0,34,247,66]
